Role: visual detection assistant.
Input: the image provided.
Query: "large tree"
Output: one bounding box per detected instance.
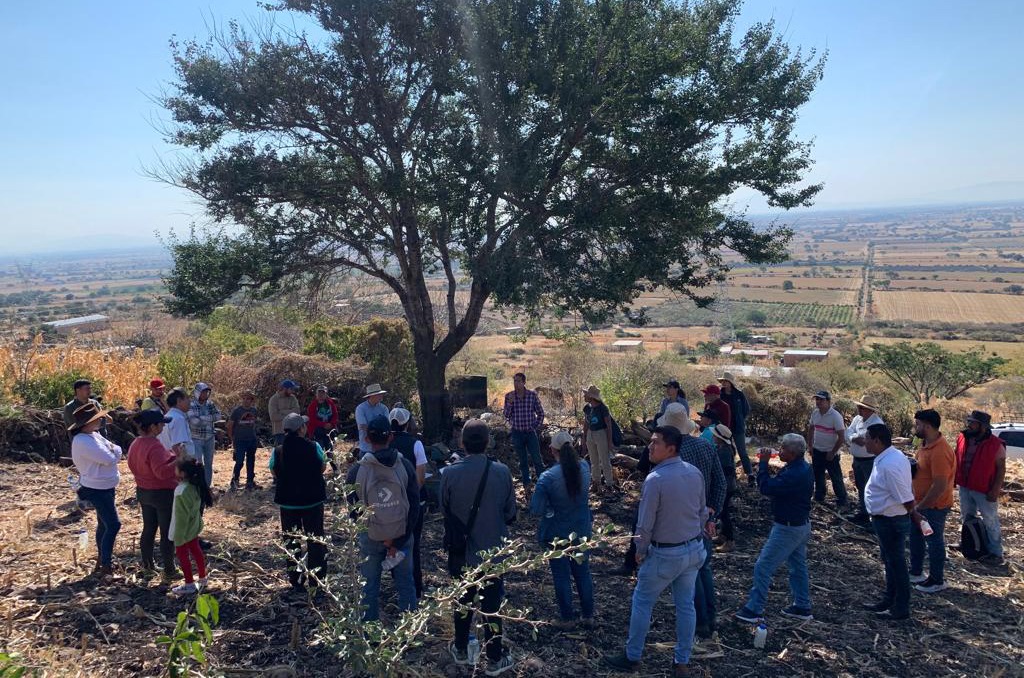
[160,0,823,439]
[857,342,1006,404]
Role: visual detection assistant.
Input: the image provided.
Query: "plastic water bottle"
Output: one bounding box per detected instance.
[467,634,480,665]
[381,550,406,572]
[918,519,934,537]
[753,623,767,649]
[77,529,89,551]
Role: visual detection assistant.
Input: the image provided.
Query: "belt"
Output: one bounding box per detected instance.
[775,519,808,527]
[651,535,703,548]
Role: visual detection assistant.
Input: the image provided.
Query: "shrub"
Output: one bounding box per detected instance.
[13,370,106,409]
[303,319,417,404]
[596,353,667,424]
[540,340,598,416]
[157,339,222,392]
[745,380,811,439]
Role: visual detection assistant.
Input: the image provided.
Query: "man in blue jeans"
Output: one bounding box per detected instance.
[605,426,708,677]
[736,433,815,623]
[503,373,546,494]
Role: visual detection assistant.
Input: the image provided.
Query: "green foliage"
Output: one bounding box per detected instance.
[745,309,768,326]
[156,593,220,677]
[649,299,854,328]
[303,319,417,403]
[596,354,666,424]
[801,356,870,394]
[200,323,266,356]
[13,370,105,409]
[0,650,35,677]
[157,340,222,391]
[541,340,598,415]
[856,342,1006,404]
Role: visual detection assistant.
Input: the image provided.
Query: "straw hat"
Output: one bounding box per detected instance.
[712,423,734,444]
[582,385,603,402]
[67,402,110,433]
[718,372,737,387]
[363,383,388,399]
[853,394,880,411]
[659,402,695,435]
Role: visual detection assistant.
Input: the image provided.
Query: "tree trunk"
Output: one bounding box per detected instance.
[416,349,453,444]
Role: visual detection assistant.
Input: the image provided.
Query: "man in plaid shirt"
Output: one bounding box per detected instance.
[503,372,546,493]
[188,382,223,487]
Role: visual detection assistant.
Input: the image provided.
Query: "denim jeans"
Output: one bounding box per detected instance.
[744,522,811,615]
[872,514,911,615]
[733,424,752,476]
[359,533,416,621]
[232,439,258,482]
[136,487,175,574]
[510,430,544,486]
[959,487,1003,558]
[852,457,875,515]
[78,486,121,567]
[550,551,595,621]
[193,437,216,487]
[909,507,950,582]
[693,535,716,633]
[626,540,705,665]
[811,449,848,505]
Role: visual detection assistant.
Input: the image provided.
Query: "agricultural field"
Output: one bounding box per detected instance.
[874,290,1024,323]
[725,285,857,305]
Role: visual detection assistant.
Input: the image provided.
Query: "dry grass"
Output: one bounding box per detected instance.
[726,286,858,305]
[875,291,1024,323]
[730,276,862,290]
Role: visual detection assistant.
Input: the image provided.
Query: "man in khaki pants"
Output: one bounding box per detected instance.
[583,385,617,492]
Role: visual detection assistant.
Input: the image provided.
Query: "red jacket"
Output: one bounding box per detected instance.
[307,398,339,436]
[127,436,178,491]
[954,432,1002,494]
[706,398,732,430]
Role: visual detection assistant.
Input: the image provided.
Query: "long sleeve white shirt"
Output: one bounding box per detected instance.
[846,413,883,458]
[158,409,195,458]
[71,431,122,490]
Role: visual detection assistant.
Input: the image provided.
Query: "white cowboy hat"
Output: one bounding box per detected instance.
[363,383,388,399]
[659,402,695,435]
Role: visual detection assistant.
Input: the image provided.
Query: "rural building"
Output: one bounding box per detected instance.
[499,326,523,335]
[750,335,774,343]
[782,349,829,367]
[612,339,644,351]
[43,314,110,336]
[718,346,771,361]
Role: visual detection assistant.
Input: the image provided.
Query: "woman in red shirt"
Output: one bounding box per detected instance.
[127,409,183,578]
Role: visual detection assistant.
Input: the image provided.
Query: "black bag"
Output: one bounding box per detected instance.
[960,516,989,561]
[611,418,624,447]
[443,457,491,576]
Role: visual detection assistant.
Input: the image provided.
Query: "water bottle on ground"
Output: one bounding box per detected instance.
[77,528,89,551]
[753,622,767,649]
[467,633,480,665]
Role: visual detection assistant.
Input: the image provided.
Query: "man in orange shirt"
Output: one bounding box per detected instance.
[909,409,955,593]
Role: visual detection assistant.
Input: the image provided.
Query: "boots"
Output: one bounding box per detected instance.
[230,475,240,491]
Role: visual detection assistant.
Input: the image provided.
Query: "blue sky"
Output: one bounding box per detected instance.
[0,0,1021,252]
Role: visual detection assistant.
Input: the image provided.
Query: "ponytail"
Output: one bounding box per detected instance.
[559,442,583,499]
[178,458,215,509]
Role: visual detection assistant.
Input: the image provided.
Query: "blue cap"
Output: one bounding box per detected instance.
[280,379,299,390]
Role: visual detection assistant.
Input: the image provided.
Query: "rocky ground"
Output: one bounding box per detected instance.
[0,445,1021,677]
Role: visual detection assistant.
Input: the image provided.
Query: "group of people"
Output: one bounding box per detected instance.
[63,370,1010,676]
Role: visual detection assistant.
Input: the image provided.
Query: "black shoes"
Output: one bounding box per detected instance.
[603,653,640,672]
[861,600,891,613]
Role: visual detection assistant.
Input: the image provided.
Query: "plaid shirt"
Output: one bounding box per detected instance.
[188,399,223,441]
[677,435,727,516]
[503,389,545,432]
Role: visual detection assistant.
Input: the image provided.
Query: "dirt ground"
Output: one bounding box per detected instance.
[1,448,1022,677]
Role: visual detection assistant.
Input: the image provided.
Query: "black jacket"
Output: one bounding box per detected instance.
[273,433,327,507]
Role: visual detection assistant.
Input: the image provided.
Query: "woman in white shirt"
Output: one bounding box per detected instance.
[69,402,123,578]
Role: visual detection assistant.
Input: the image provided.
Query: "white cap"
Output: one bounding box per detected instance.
[550,430,574,450]
[389,407,411,426]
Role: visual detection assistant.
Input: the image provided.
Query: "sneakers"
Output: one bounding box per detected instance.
[603,652,640,672]
[484,653,516,676]
[734,606,764,624]
[914,577,948,593]
[780,606,814,621]
[861,600,891,613]
[908,572,928,584]
[979,554,1005,567]
[172,582,199,596]
[448,642,471,666]
[198,577,208,591]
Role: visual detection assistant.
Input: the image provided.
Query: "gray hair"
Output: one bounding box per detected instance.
[780,433,807,454]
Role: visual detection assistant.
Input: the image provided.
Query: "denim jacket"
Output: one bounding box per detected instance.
[529,461,593,545]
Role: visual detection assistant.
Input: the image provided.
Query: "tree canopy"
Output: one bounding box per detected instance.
[856,342,1006,404]
[159,0,824,437]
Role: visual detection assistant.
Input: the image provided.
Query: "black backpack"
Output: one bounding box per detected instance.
[610,418,624,447]
[959,516,989,560]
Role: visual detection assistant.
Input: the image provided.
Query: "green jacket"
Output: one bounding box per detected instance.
[171,483,204,547]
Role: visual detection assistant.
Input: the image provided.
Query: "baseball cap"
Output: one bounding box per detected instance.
[280,379,299,390]
[663,379,681,389]
[315,384,328,394]
[814,390,831,400]
[702,384,721,396]
[461,419,490,450]
[550,430,574,450]
[135,409,172,428]
[149,378,165,389]
[389,407,411,426]
[282,412,308,432]
[367,415,391,436]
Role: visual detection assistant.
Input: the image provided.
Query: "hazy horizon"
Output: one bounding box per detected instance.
[1,0,1022,254]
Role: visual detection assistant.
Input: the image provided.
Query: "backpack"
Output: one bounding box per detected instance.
[611,418,624,447]
[959,516,989,561]
[355,454,410,542]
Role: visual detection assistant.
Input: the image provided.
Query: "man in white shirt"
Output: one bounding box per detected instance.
[846,395,884,524]
[805,391,848,509]
[862,423,923,621]
[159,389,195,459]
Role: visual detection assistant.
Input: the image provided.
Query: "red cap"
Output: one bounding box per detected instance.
[150,378,165,389]
[702,384,721,395]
